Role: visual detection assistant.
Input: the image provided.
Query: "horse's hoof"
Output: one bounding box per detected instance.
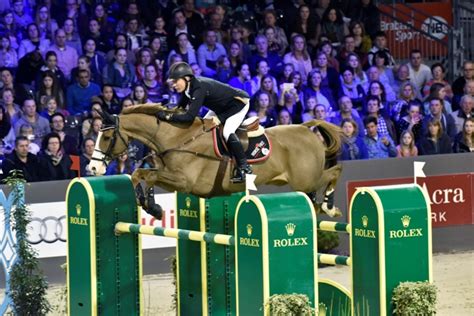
[135,184,145,206]
[321,203,342,217]
[147,203,163,220]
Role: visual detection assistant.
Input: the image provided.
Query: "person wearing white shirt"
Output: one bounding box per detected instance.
[407,49,432,95]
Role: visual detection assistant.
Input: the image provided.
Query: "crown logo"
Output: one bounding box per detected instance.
[75,204,81,216]
[362,215,368,228]
[285,223,296,236]
[401,215,411,228]
[185,197,191,208]
[246,224,253,236]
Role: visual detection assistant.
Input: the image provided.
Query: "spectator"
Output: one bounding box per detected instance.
[261,9,288,55]
[346,53,368,89]
[105,152,135,175]
[207,12,228,44]
[84,117,102,142]
[197,29,227,78]
[58,0,88,38]
[421,97,456,140]
[452,61,473,98]
[106,33,135,64]
[91,3,115,39]
[83,19,109,54]
[0,10,21,51]
[167,33,197,66]
[81,101,103,138]
[98,84,121,114]
[283,35,312,85]
[277,108,292,125]
[182,0,205,34]
[49,28,79,80]
[214,55,232,83]
[0,35,18,69]
[124,16,146,53]
[49,113,78,155]
[391,81,420,122]
[256,74,278,106]
[15,50,44,93]
[364,96,397,143]
[351,0,380,38]
[450,95,473,135]
[373,50,395,86]
[314,104,330,121]
[366,66,396,103]
[79,137,95,176]
[12,0,33,30]
[453,118,474,153]
[453,80,474,111]
[228,41,245,70]
[365,80,390,115]
[349,20,371,54]
[18,23,51,59]
[331,96,365,137]
[130,84,150,104]
[83,39,106,84]
[391,63,411,97]
[418,118,452,155]
[423,83,453,115]
[0,106,14,154]
[36,71,66,110]
[39,96,69,121]
[367,31,395,67]
[302,96,317,122]
[134,47,155,81]
[250,60,278,95]
[338,68,365,112]
[291,4,320,49]
[303,69,335,111]
[228,26,251,63]
[190,62,202,76]
[263,26,284,57]
[396,130,418,157]
[422,63,452,100]
[14,99,51,146]
[36,51,67,92]
[141,64,163,103]
[67,69,101,115]
[147,16,168,56]
[1,136,41,182]
[102,47,136,98]
[16,124,40,154]
[228,63,253,96]
[247,91,277,128]
[0,88,21,124]
[340,118,368,160]
[63,18,82,55]
[363,116,397,159]
[407,49,432,95]
[38,132,75,180]
[276,87,303,124]
[319,40,340,72]
[168,8,200,50]
[249,34,283,78]
[319,6,349,46]
[278,63,295,87]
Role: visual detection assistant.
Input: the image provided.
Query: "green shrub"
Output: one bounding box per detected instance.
[316,230,339,252]
[265,294,314,315]
[392,281,437,315]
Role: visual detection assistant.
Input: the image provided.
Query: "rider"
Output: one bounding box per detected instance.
[157,61,252,183]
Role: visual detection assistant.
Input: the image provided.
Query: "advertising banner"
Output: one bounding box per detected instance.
[347,173,473,228]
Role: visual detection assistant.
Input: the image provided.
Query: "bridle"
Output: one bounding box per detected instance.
[90,116,128,167]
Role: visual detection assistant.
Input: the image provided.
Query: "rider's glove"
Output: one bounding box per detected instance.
[157,111,172,121]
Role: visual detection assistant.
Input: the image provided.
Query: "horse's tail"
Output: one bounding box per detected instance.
[302,120,342,159]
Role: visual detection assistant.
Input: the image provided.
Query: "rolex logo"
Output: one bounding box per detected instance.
[76,204,81,216]
[401,215,411,228]
[285,223,296,236]
[362,215,368,228]
[246,224,253,236]
[185,197,191,208]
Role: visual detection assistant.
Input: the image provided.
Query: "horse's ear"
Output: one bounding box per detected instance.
[98,110,116,126]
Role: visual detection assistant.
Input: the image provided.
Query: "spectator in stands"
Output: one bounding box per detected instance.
[36,71,65,110]
[338,68,365,112]
[314,51,340,100]
[346,53,368,89]
[278,64,295,87]
[207,11,228,44]
[391,63,411,97]
[39,96,69,121]
[1,136,41,182]
[0,88,21,124]
[182,0,205,36]
[84,117,102,142]
[363,116,397,159]
[49,113,78,155]
[407,49,432,95]
[366,66,396,103]
[263,26,283,57]
[450,95,473,135]
[247,91,277,128]
[340,118,368,160]
[67,69,101,115]
[331,96,365,137]
[228,41,245,70]
[349,20,371,55]
[0,68,15,92]
[124,16,146,53]
[319,6,349,46]
[277,108,292,125]
[367,31,395,67]
[79,137,95,176]
[337,35,356,67]
[228,26,251,63]
[141,64,163,103]
[302,96,317,122]
[12,0,33,30]
[130,84,150,104]
[424,83,453,115]
[36,51,67,92]
[58,0,88,38]
[365,96,397,143]
[276,86,303,124]
[190,62,202,76]
[373,50,394,86]
[228,63,253,96]
[91,3,115,38]
[396,130,418,157]
[422,63,452,100]
[214,55,232,83]
[351,0,380,38]
[18,23,51,59]
[418,118,452,155]
[98,84,121,114]
[391,82,420,122]
[421,97,456,140]
[197,29,227,78]
[168,8,200,50]
[15,50,44,95]
[105,152,135,175]
[0,106,14,153]
[83,19,109,54]
[81,100,102,137]
[0,10,21,51]
[453,80,474,111]
[304,69,335,110]
[314,104,331,122]
[256,74,278,106]
[148,36,166,66]
[453,117,473,153]
[15,124,39,154]
[106,33,135,64]
[102,47,136,98]
[63,18,82,55]
[14,99,50,146]
[167,33,197,67]
[366,80,390,114]
[261,10,288,56]
[318,40,340,71]
[0,35,18,69]
[291,4,320,49]
[452,61,474,98]
[283,35,312,85]
[249,34,283,78]
[49,28,79,80]
[250,60,278,95]
[134,47,154,81]
[38,132,75,180]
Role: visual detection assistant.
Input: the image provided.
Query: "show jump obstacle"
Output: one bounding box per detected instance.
[66,175,432,316]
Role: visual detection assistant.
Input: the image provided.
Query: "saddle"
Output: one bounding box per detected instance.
[209,116,272,164]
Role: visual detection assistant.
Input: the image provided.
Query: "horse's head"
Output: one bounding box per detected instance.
[88,111,130,175]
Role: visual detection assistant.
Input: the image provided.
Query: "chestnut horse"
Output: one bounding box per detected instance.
[88,104,343,218]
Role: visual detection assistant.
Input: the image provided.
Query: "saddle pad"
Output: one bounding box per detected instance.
[212,128,272,164]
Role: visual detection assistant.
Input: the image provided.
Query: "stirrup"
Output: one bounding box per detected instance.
[230,165,252,183]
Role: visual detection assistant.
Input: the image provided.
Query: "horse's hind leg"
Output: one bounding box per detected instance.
[131,169,163,220]
[319,164,343,217]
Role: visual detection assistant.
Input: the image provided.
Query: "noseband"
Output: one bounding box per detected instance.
[91,116,128,166]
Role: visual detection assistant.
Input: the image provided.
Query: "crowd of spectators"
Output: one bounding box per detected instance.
[0,0,472,182]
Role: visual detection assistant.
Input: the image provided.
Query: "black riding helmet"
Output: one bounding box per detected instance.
[168,62,194,81]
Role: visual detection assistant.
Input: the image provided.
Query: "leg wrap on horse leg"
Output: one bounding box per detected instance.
[321,187,335,214]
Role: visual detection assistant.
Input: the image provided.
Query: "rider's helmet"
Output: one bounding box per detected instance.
[168,62,194,81]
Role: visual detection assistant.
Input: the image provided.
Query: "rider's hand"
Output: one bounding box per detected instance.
[157,111,171,121]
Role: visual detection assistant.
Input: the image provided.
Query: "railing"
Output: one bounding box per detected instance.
[454,0,474,62]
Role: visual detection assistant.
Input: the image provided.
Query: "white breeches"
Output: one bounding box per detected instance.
[204,101,250,141]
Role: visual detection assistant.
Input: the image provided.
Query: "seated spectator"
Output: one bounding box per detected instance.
[373,51,395,87]
[319,7,349,46]
[15,50,45,96]
[98,84,121,114]
[214,55,232,83]
[83,19,109,54]
[36,70,66,110]
[351,0,381,38]
[340,118,368,160]
[190,62,202,76]
[228,63,252,96]
[331,96,365,137]
[141,65,163,103]
[349,20,371,55]
[391,82,421,122]
[83,117,102,142]
[167,8,200,50]
[124,16,146,53]
[130,84,150,104]
[365,80,391,115]
[313,51,339,101]
[105,152,135,175]
[302,96,317,122]
[106,33,136,64]
[66,69,101,115]
[0,88,21,124]
[247,91,277,128]
[15,124,40,154]
[277,108,292,125]
[278,64,295,87]
[14,99,51,146]
[303,69,335,111]
[49,28,79,80]
[1,136,41,182]
[249,34,283,78]
[346,53,368,89]
[396,130,418,157]
[197,29,227,78]
[423,83,453,115]
[63,18,83,55]
[276,87,303,124]
[450,95,473,135]
[0,35,18,69]
[283,35,312,86]
[167,33,197,68]
[453,80,474,111]
[36,51,67,92]
[263,26,285,57]
[421,97,456,140]
[290,4,320,49]
[363,116,397,159]
[134,47,154,82]
[391,63,411,97]
[35,6,57,40]
[148,36,166,72]
[0,106,14,155]
[250,60,278,95]
[83,39,106,85]
[366,66,396,103]
[147,17,168,56]
[367,31,395,67]
[396,101,424,144]
[339,68,365,112]
[364,96,397,144]
[261,9,288,57]
[228,41,245,70]
[228,26,251,63]
[453,117,473,153]
[18,23,51,59]
[50,113,78,155]
[314,104,331,122]
[38,132,75,180]
[102,47,136,98]
[407,49,433,96]
[422,63,452,100]
[79,137,95,176]
[319,40,340,72]
[0,10,21,51]
[418,118,453,155]
[452,61,473,100]
[256,74,278,106]
[39,96,69,121]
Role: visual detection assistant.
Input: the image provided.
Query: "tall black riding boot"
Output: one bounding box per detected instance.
[227,133,252,183]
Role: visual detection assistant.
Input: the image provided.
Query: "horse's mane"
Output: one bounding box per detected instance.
[121,103,186,116]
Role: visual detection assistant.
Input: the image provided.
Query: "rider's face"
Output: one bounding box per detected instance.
[169,78,187,93]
